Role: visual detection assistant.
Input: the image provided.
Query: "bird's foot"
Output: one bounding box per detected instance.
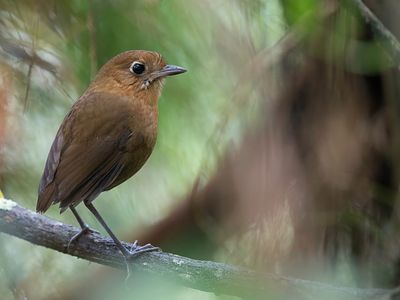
[67,225,98,252]
[121,241,160,282]
[124,240,160,259]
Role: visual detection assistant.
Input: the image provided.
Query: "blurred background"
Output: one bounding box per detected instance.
[1,0,400,299]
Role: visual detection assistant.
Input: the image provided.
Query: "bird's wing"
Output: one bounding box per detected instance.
[36,92,132,213]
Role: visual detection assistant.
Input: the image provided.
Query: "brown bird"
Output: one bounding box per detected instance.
[37,50,186,257]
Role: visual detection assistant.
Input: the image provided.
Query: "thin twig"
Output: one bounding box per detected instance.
[348,0,400,65]
[87,0,98,79]
[22,60,33,112]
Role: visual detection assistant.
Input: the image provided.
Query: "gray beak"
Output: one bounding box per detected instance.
[152,64,187,80]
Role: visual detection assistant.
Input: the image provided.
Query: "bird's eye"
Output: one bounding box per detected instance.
[130,61,145,75]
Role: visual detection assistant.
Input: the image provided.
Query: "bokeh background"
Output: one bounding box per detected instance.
[1,0,400,299]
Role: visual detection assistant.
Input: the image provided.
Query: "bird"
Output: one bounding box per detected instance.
[36,50,186,258]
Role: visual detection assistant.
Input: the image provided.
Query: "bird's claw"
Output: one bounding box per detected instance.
[124,241,160,259]
[121,241,160,281]
[67,225,97,252]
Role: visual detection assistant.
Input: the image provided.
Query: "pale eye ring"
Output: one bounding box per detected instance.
[130,61,145,75]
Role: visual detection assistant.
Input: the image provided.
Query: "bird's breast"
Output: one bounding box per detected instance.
[126,100,158,151]
[111,98,158,186]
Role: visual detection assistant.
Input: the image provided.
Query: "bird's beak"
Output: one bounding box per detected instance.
[151,65,187,80]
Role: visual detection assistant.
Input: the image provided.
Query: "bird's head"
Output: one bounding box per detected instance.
[90,50,186,102]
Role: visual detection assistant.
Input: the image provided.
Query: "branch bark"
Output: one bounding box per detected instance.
[0,198,395,299]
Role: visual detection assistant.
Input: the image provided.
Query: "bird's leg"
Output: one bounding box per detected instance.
[85,202,159,259]
[67,206,97,252]
[70,206,89,229]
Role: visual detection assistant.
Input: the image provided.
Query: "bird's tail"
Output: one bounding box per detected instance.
[36,183,56,213]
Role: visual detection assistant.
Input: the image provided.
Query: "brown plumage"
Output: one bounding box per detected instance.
[36,50,186,257]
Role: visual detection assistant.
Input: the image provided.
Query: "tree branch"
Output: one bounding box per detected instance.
[348,0,400,64]
[0,198,395,299]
